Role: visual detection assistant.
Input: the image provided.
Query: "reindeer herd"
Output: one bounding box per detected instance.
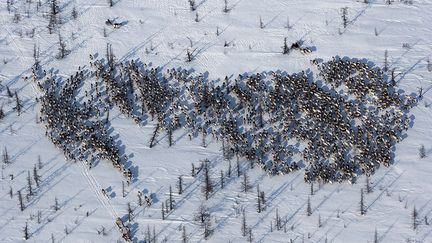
[34,51,414,186]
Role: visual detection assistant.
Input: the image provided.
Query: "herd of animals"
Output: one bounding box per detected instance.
[34,51,415,183]
[30,52,415,241]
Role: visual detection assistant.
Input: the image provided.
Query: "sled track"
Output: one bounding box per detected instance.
[78,160,119,220]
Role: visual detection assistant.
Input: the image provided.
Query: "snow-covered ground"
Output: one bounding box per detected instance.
[1,0,432,242]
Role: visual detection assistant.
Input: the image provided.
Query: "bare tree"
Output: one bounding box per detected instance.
[307,197,312,216]
[191,163,195,177]
[38,155,43,169]
[127,202,133,221]
[37,210,42,224]
[201,129,206,147]
[0,106,4,121]
[56,33,69,59]
[203,217,213,240]
[186,48,196,62]
[220,170,224,189]
[27,171,33,199]
[138,191,143,206]
[195,204,210,224]
[223,0,230,13]
[54,197,59,211]
[178,175,183,194]
[97,226,106,236]
[202,160,213,200]
[13,11,21,24]
[169,185,173,210]
[310,182,314,195]
[341,7,348,29]
[153,226,157,242]
[168,123,173,147]
[6,86,13,98]
[14,91,22,115]
[188,0,196,11]
[247,228,253,242]
[275,208,282,230]
[161,202,165,220]
[145,225,151,242]
[283,37,289,54]
[33,44,40,67]
[384,50,388,72]
[71,6,78,20]
[260,190,266,211]
[182,225,187,243]
[3,147,10,165]
[374,228,378,243]
[427,58,432,72]
[164,200,169,214]
[195,204,212,239]
[257,185,262,213]
[259,16,264,29]
[228,160,232,178]
[360,188,365,215]
[24,222,29,240]
[48,14,55,34]
[51,0,59,15]
[7,0,12,13]
[419,144,426,158]
[203,216,212,239]
[236,158,241,177]
[241,209,247,237]
[33,164,40,187]
[241,172,251,193]
[285,17,292,30]
[106,43,115,69]
[36,0,42,11]
[418,87,423,99]
[366,176,372,193]
[47,0,59,34]
[390,68,398,86]
[413,206,418,230]
[18,190,24,211]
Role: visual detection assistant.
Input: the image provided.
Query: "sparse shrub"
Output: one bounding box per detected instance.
[419,144,426,158]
